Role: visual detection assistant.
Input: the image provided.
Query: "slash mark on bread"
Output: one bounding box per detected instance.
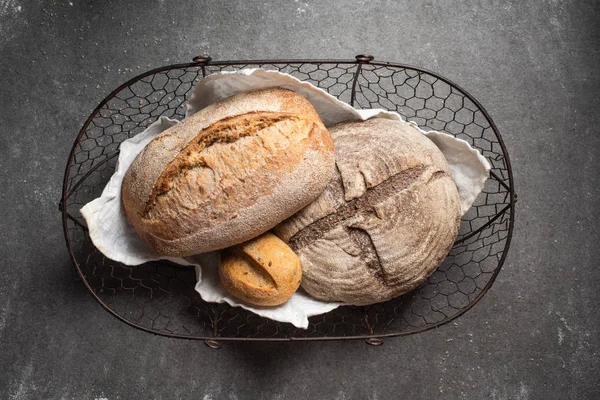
[224,247,278,291]
[288,165,433,252]
[348,227,388,285]
[143,112,303,216]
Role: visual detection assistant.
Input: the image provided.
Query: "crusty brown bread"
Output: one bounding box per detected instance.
[122,88,334,256]
[219,232,302,306]
[275,118,461,306]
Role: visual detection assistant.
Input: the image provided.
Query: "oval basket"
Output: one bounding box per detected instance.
[60,55,515,347]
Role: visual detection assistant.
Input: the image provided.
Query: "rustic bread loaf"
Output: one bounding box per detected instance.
[219,232,302,306]
[275,118,461,305]
[122,88,334,256]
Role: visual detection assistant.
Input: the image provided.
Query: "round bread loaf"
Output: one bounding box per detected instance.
[275,118,461,305]
[219,232,302,306]
[122,88,334,256]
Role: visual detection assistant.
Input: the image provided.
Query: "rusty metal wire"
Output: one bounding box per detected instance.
[60,56,515,346]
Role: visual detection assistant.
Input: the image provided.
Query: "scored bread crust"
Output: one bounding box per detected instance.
[219,232,302,306]
[122,88,334,256]
[275,118,461,306]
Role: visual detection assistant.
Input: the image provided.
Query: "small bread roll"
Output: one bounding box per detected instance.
[219,232,302,306]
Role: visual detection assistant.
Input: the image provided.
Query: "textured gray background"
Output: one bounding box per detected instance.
[1,0,599,399]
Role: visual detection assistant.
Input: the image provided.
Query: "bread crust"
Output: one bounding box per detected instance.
[219,232,302,306]
[122,88,334,256]
[275,118,461,305]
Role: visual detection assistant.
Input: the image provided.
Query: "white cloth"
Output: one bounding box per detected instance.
[80,68,491,328]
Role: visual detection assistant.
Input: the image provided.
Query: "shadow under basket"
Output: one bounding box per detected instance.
[60,55,516,348]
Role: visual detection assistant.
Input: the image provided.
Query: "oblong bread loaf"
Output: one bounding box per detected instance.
[122,88,335,256]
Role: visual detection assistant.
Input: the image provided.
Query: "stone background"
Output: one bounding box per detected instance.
[1,1,598,398]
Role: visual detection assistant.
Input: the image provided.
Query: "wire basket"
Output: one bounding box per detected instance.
[60,55,515,347]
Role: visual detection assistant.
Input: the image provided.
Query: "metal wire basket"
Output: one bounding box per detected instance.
[60,55,515,348]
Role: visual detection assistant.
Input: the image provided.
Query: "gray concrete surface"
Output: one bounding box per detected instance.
[1,0,599,398]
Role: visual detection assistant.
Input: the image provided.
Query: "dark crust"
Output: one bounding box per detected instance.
[288,165,429,252]
[289,167,450,288]
[348,227,387,285]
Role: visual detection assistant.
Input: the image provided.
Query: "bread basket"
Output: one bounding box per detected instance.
[60,55,516,348]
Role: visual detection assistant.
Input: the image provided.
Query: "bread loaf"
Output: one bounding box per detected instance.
[275,118,461,305]
[122,88,334,256]
[219,232,302,306]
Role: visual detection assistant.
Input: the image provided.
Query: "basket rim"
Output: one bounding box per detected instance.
[60,56,516,344]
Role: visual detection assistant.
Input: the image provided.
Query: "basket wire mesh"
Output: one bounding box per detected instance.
[60,55,515,347]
